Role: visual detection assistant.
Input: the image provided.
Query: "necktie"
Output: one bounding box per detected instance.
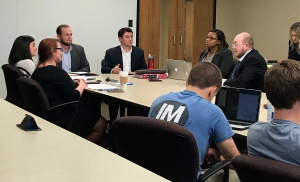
[230,61,241,79]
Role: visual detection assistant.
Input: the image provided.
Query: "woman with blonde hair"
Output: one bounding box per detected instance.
[288,22,300,61]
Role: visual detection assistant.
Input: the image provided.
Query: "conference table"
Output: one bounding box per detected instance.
[0,99,167,182]
[86,74,269,137]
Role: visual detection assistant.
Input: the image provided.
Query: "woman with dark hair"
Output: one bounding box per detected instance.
[199,29,233,78]
[8,35,37,77]
[31,38,107,143]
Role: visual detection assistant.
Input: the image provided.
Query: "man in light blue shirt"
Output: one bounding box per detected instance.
[56,24,90,72]
[61,45,72,72]
[248,59,300,166]
[149,62,240,176]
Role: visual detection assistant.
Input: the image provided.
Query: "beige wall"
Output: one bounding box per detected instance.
[216,0,300,60]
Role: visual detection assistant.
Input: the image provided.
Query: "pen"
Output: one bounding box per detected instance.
[97,89,114,91]
[97,88,119,91]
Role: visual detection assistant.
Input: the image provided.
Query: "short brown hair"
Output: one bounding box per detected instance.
[264,59,300,109]
[118,27,133,38]
[38,38,59,65]
[56,24,70,35]
[187,62,222,91]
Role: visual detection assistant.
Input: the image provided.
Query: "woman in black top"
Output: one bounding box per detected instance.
[31,38,107,143]
[199,29,233,78]
[288,22,300,61]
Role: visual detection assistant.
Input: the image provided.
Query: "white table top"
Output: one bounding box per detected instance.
[87,74,268,137]
[87,74,186,107]
[0,99,167,182]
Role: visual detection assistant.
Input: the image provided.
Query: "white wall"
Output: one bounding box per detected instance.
[216,0,300,60]
[0,0,137,98]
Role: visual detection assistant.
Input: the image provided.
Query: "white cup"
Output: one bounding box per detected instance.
[119,71,129,84]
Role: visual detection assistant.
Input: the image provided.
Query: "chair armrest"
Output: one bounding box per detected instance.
[198,160,231,182]
[46,101,79,130]
[48,101,79,110]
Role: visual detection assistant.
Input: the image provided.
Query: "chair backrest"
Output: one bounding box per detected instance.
[17,77,78,130]
[232,154,300,182]
[1,64,25,108]
[113,116,199,181]
[17,77,50,119]
[101,59,105,67]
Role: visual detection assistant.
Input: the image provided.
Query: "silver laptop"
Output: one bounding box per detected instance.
[215,87,261,130]
[167,60,191,80]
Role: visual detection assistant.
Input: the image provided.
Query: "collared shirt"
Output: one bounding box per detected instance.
[62,45,73,72]
[239,48,252,62]
[121,46,132,72]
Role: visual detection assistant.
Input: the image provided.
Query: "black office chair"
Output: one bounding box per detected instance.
[113,116,230,182]
[232,154,300,182]
[2,64,25,108]
[17,77,78,130]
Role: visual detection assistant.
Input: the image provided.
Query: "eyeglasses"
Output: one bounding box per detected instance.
[232,43,246,47]
[55,47,63,51]
[206,36,218,41]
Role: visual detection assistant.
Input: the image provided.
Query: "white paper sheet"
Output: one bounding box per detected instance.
[222,79,226,86]
[70,72,89,74]
[70,76,87,81]
[87,84,118,90]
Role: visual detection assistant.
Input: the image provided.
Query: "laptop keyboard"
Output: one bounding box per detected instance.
[228,120,252,130]
[229,120,252,126]
[230,124,249,130]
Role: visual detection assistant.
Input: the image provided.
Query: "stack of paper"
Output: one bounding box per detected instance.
[70,75,87,81]
[87,84,118,91]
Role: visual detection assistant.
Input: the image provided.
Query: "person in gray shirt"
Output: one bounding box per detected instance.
[247,59,300,166]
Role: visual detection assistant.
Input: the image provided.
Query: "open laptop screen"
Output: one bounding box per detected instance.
[215,87,261,123]
[166,60,191,80]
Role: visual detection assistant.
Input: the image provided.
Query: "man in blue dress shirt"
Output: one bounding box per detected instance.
[56,24,90,72]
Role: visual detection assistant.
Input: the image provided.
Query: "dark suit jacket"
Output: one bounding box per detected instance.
[224,49,267,90]
[101,46,147,73]
[288,41,300,61]
[58,43,90,72]
[199,48,233,78]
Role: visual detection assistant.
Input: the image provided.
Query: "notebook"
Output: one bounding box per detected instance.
[135,69,166,75]
[70,72,99,76]
[215,87,262,130]
[166,60,191,80]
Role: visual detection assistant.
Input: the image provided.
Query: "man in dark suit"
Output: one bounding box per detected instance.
[101,27,147,74]
[102,27,148,123]
[224,32,267,90]
[56,24,90,72]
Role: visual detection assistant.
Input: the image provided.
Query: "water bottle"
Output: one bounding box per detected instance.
[148,54,154,70]
[267,102,274,122]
